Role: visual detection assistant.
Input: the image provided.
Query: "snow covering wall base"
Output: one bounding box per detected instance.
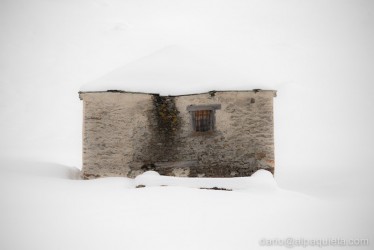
[79,90,276,179]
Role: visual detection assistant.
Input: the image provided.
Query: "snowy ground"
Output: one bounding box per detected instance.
[1,0,373,249]
[0,158,372,250]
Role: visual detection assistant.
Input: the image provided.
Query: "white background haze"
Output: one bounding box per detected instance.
[1,0,373,192]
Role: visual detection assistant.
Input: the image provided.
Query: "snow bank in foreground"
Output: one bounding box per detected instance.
[134,169,277,191]
[0,160,372,250]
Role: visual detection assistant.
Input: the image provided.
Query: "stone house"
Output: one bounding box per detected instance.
[79,89,276,179]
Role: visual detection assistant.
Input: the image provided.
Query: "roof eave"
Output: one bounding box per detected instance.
[78,89,277,100]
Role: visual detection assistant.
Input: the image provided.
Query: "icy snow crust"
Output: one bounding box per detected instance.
[135,169,277,191]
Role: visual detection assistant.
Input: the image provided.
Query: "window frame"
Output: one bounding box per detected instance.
[187,104,221,132]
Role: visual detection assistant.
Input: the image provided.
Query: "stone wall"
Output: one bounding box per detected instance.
[79,90,276,179]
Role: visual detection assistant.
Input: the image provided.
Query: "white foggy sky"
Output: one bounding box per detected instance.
[0,0,373,190]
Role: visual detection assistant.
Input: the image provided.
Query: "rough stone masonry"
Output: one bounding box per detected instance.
[79,90,276,179]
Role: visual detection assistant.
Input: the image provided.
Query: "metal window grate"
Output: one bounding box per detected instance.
[193,110,213,132]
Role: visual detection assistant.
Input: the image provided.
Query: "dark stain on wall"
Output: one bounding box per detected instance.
[152,95,180,134]
[138,95,185,175]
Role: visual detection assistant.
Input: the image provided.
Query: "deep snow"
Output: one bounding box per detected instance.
[0,159,372,250]
[79,45,259,95]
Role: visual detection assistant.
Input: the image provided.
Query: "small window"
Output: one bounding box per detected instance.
[192,110,213,132]
[187,104,221,132]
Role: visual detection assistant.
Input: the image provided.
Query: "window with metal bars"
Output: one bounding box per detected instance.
[187,104,221,132]
[192,110,213,132]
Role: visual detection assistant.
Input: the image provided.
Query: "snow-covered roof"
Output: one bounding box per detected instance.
[80,46,274,96]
